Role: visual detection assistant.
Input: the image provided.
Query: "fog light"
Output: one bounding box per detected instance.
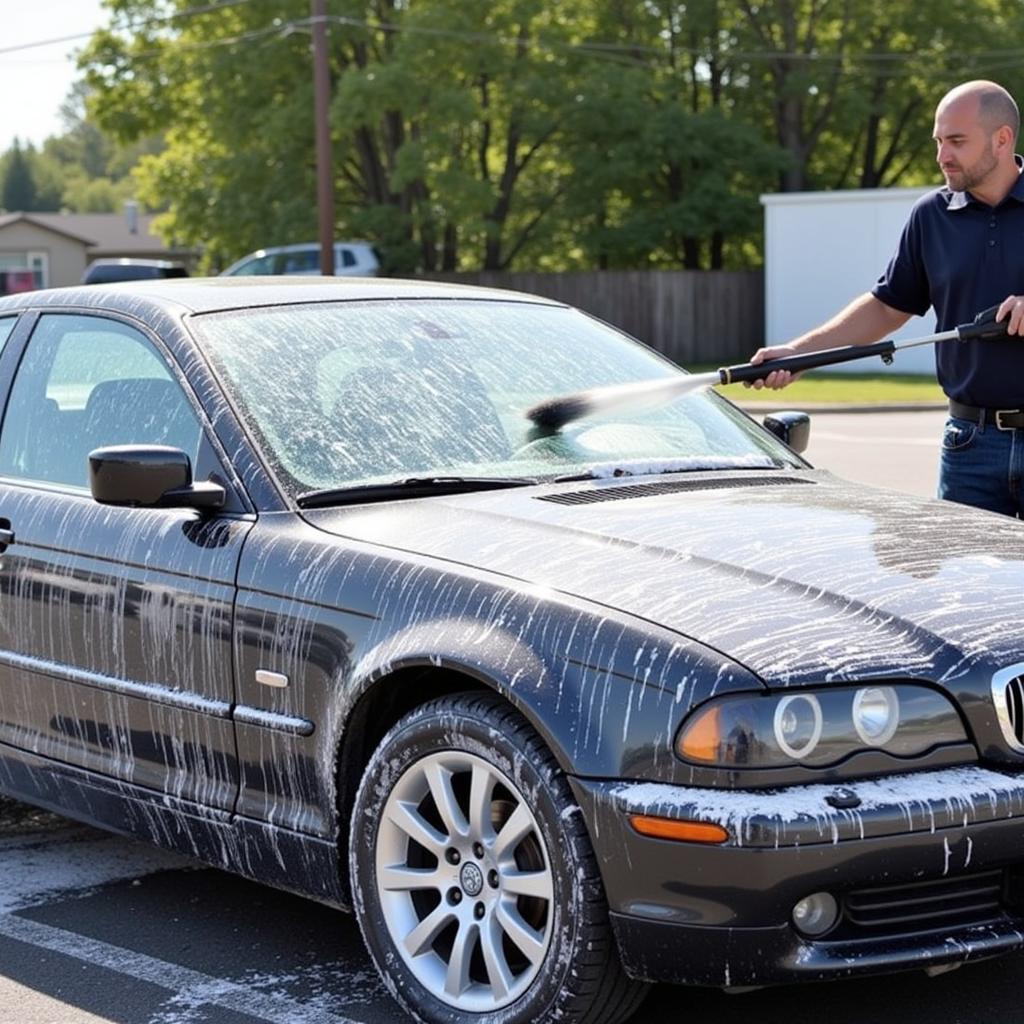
[792,892,839,937]
[773,694,822,759]
[852,686,899,746]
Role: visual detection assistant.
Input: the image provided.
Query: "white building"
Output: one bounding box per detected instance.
[761,187,938,374]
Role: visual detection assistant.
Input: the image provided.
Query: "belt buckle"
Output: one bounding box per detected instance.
[994,408,1023,430]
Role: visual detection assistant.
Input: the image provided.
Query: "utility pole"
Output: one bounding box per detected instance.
[312,0,335,275]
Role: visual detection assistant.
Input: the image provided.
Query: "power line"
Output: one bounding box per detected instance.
[8,3,1018,86]
[0,31,102,58]
[305,14,1024,69]
[0,0,256,59]
[5,3,1024,70]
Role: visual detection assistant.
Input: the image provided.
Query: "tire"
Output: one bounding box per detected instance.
[349,693,648,1024]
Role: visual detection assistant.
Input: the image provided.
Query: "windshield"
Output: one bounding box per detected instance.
[192,299,801,498]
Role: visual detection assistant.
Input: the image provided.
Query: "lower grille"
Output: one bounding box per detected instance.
[840,870,1004,937]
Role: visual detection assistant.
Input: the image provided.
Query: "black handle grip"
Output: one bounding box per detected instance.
[718,339,897,384]
[957,304,1009,341]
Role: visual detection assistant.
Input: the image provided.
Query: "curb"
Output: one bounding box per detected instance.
[733,402,948,415]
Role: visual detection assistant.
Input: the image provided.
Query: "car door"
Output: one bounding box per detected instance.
[0,312,252,811]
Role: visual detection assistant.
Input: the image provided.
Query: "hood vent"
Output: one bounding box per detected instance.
[536,475,813,507]
[993,665,1024,752]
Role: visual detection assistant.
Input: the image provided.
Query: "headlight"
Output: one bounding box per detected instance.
[852,686,900,746]
[676,684,967,768]
[773,694,823,759]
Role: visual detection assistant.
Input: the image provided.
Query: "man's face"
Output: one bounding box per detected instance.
[933,96,999,193]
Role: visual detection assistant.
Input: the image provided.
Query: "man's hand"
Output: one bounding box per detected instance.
[744,343,805,390]
[996,295,1024,334]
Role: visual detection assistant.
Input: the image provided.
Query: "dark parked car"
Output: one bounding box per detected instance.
[82,258,189,284]
[0,278,1022,1024]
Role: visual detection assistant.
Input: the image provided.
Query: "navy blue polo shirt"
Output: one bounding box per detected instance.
[871,159,1024,407]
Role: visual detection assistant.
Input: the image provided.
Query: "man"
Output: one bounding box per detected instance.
[749,80,1024,517]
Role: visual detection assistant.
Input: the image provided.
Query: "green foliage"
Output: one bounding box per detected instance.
[62,177,134,212]
[1,142,38,212]
[0,78,162,215]
[72,0,1024,271]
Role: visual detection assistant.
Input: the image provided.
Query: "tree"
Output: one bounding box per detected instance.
[0,79,162,215]
[557,0,785,269]
[81,0,597,272]
[731,0,1024,192]
[78,0,1024,271]
[2,141,37,212]
[83,1,336,268]
[329,0,595,270]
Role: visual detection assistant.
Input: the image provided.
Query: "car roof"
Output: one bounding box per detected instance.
[251,242,374,254]
[0,276,566,318]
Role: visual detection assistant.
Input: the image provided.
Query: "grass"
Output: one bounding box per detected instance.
[692,369,945,405]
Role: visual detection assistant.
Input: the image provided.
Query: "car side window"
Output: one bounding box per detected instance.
[339,249,356,268]
[0,318,16,353]
[282,250,319,273]
[229,254,278,275]
[0,314,203,490]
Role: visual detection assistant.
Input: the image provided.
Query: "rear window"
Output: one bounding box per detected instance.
[84,264,188,284]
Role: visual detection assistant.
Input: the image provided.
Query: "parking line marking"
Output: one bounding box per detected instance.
[0,913,363,1024]
[811,431,938,446]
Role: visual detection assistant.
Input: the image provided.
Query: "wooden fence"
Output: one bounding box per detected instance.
[420,270,764,366]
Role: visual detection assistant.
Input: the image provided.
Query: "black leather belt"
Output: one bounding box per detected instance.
[949,399,1024,430]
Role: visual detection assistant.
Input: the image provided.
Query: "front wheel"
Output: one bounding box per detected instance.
[349,693,646,1024]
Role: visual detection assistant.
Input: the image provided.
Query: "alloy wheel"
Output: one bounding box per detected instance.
[375,750,554,1012]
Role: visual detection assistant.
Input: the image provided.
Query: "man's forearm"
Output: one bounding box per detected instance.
[788,293,912,353]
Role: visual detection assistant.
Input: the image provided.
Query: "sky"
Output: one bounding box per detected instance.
[0,0,109,153]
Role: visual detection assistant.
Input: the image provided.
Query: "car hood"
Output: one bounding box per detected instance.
[303,470,1024,687]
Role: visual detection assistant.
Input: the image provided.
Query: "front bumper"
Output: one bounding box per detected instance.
[570,765,1024,987]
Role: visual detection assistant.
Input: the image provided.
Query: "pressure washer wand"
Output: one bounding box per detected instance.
[527,305,1008,431]
[716,303,1007,384]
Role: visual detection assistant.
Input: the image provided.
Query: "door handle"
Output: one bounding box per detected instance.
[0,527,15,547]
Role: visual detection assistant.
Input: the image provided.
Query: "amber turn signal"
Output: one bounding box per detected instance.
[676,704,721,763]
[628,814,729,844]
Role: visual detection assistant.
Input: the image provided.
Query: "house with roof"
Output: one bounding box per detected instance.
[0,205,197,291]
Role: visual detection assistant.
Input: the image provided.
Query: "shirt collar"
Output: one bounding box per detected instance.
[1009,153,1024,202]
[947,154,1024,210]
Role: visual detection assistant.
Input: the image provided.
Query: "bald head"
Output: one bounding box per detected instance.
[938,80,1019,144]
[933,81,1021,202]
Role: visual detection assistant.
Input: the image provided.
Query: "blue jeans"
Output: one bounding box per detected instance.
[939,416,1024,517]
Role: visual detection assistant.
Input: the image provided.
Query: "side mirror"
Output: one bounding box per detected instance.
[762,410,811,454]
[89,445,225,510]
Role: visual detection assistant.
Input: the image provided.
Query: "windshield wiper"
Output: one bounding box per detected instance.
[552,456,782,483]
[296,476,540,509]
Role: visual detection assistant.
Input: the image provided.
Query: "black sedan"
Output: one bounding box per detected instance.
[0,278,1022,1024]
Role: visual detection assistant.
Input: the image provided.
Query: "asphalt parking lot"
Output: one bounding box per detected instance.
[1,406,1012,1024]
[798,407,947,498]
[0,817,1021,1024]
